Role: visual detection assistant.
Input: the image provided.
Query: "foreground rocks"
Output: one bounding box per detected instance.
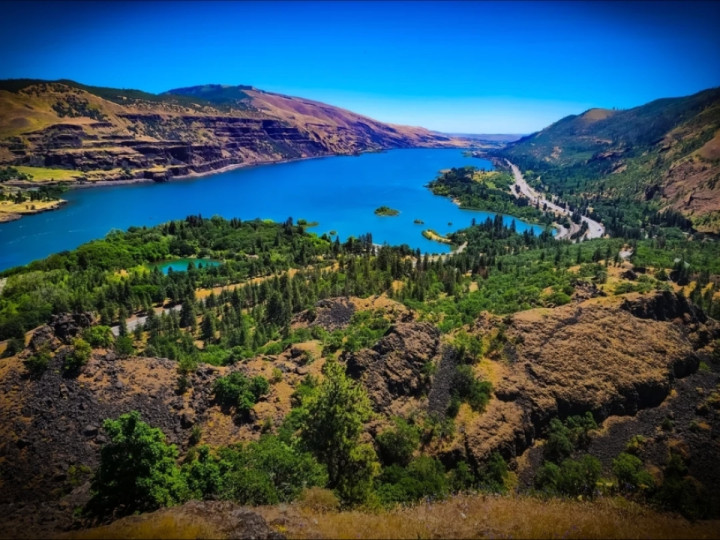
[449,292,719,471]
[0,291,718,536]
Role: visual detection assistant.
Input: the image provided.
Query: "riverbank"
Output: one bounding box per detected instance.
[0,198,67,223]
[6,154,336,191]
[0,149,547,271]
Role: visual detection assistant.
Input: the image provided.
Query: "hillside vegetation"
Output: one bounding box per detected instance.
[493,87,720,232]
[0,211,719,537]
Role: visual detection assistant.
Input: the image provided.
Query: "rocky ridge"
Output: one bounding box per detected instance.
[0,80,464,184]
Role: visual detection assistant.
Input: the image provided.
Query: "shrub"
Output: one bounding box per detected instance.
[2,337,25,358]
[63,337,91,373]
[189,425,202,446]
[23,349,51,378]
[453,364,492,412]
[83,325,114,348]
[298,361,378,504]
[449,461,476,492]
[239,435,328,502]
[612,452,655,494]
[182,445,222,500]
[535,455,601,498]
[654,452,710,520]
[544,413,597,463]
[290,374,318,407]
[204,435,327,505]
[376,456,448,505]
[222,466,278,505]
[625,435,647,456]
[477,451,508,492]
[114,335,135,357]
[376,418,420,467]
[213,372,269,414]
[87,411,187,517]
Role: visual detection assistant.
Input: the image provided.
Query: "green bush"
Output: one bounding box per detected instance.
[376,456,448,504]
[63,337,91,373]
[2,337,25,358]
[213,372,269,414]
[453,365,492,412]
[114,335,135,357]
[535,455,601,498]
[375,418,420,467]
[83,325,114,348]
[449,461,476,492]
[612,452,655,494]
[654,452,710,520]
[544,413,597,463]
[298,361,379,504]
[87,411,187,517]
[477,451,509,492]
[23,349,51,378]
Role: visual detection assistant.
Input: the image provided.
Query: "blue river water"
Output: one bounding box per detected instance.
[0,148,548,271]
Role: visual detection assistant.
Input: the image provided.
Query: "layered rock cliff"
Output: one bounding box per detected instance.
[0,80,464,183]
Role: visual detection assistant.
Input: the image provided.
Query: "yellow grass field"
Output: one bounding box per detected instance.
[0,198,64,221]
[14,166,83,182]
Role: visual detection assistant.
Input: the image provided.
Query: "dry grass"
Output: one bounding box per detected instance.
[14,166,83,182]
[64,494,720,540]
[257,493,720,539]
[61,512,222,539]
[0,198,65,221]
[581,108,615,123]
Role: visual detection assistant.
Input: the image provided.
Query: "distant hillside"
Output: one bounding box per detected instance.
[495,87,720,232]
[444,133,525,144]
[0,79,464,184]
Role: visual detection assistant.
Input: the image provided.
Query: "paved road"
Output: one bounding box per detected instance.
[506,160,605,241]
[111,304,182,336]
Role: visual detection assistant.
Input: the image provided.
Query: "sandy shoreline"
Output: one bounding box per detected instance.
[66,154,337,190]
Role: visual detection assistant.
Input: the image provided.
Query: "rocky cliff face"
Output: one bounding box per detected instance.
[0,80,464,183]
[448,292,718,472]
[345,322,440,415]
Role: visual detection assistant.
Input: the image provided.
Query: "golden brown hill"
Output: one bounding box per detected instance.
[0,80,464,185]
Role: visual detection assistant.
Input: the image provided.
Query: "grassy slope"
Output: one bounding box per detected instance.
[66,494,720,539]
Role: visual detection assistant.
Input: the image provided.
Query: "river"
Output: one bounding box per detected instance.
[0,149,548,271]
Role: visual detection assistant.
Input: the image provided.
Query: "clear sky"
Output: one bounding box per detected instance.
[1,1,719,133]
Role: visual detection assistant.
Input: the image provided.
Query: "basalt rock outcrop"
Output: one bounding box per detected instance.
[345,322,440,413]
[447,292,718,469]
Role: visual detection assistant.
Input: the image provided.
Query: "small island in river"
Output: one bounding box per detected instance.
[374,205,400,216]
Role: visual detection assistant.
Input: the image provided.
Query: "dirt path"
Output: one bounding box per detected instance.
[506,160,606,241]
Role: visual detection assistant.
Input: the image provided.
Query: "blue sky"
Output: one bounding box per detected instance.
[1,1,719,133]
